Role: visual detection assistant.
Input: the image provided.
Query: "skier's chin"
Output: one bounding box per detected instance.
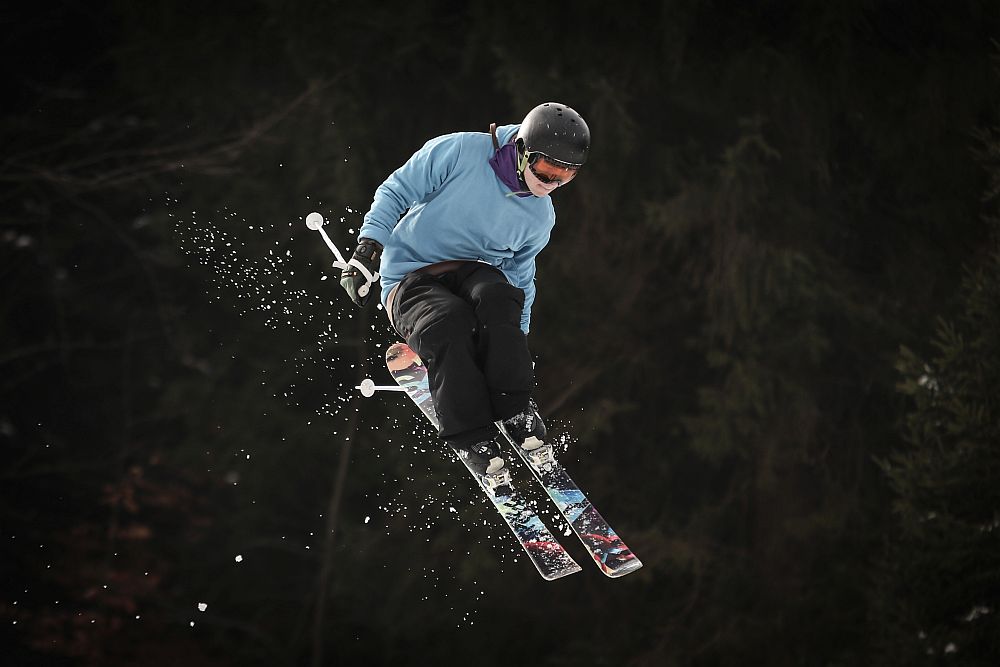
[529,185,557,198]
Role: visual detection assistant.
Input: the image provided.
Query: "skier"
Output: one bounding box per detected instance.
[340,102,590,494]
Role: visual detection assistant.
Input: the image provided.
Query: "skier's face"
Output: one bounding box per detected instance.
[523,160,567,197]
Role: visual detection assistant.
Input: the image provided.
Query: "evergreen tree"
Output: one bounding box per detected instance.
[875,127,1000,664]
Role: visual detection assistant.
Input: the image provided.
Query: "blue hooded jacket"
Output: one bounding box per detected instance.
[358,123,555,334]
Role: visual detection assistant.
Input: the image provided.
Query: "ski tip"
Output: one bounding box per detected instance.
[541,562,583,581]
[600,557,644,578]
[386,342,424,372]
[385,342,407,363]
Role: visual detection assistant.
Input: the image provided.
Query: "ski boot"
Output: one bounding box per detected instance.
[480,456,513,496]
[501,399,556,473]
[454,438,513,497]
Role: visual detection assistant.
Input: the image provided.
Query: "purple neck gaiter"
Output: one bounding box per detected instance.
[489,141,533,197]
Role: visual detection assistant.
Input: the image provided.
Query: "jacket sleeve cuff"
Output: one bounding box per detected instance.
[358,221,391,249]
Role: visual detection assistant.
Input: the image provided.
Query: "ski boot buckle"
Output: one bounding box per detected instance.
[523,440,556,472]
[482,457,512,495]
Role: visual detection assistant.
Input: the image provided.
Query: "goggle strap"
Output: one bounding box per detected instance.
[517,149,530,175]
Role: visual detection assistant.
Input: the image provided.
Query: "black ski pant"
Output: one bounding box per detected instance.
[391,262,533,450]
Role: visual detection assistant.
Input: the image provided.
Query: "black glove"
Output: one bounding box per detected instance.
[339,238,382,307]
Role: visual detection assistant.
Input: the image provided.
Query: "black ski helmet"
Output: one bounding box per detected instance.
[516,102,590,168]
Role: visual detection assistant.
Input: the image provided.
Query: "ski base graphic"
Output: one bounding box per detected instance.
[386,343,581,581]
[386,343,642,579]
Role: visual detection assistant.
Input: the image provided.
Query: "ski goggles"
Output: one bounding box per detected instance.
[525,152,580,185]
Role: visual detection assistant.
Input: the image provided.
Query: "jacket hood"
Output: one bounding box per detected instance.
[494,123,520,146]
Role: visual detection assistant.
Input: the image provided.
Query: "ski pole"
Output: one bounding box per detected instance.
[306,211,379,298]
[356,378,407,398]
[305,212,349,270]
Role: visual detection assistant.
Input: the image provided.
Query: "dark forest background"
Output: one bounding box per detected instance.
[3,1,1000,665]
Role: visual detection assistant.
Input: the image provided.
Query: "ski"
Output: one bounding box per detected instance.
[385,343,581,581]
[496,426,644,578]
